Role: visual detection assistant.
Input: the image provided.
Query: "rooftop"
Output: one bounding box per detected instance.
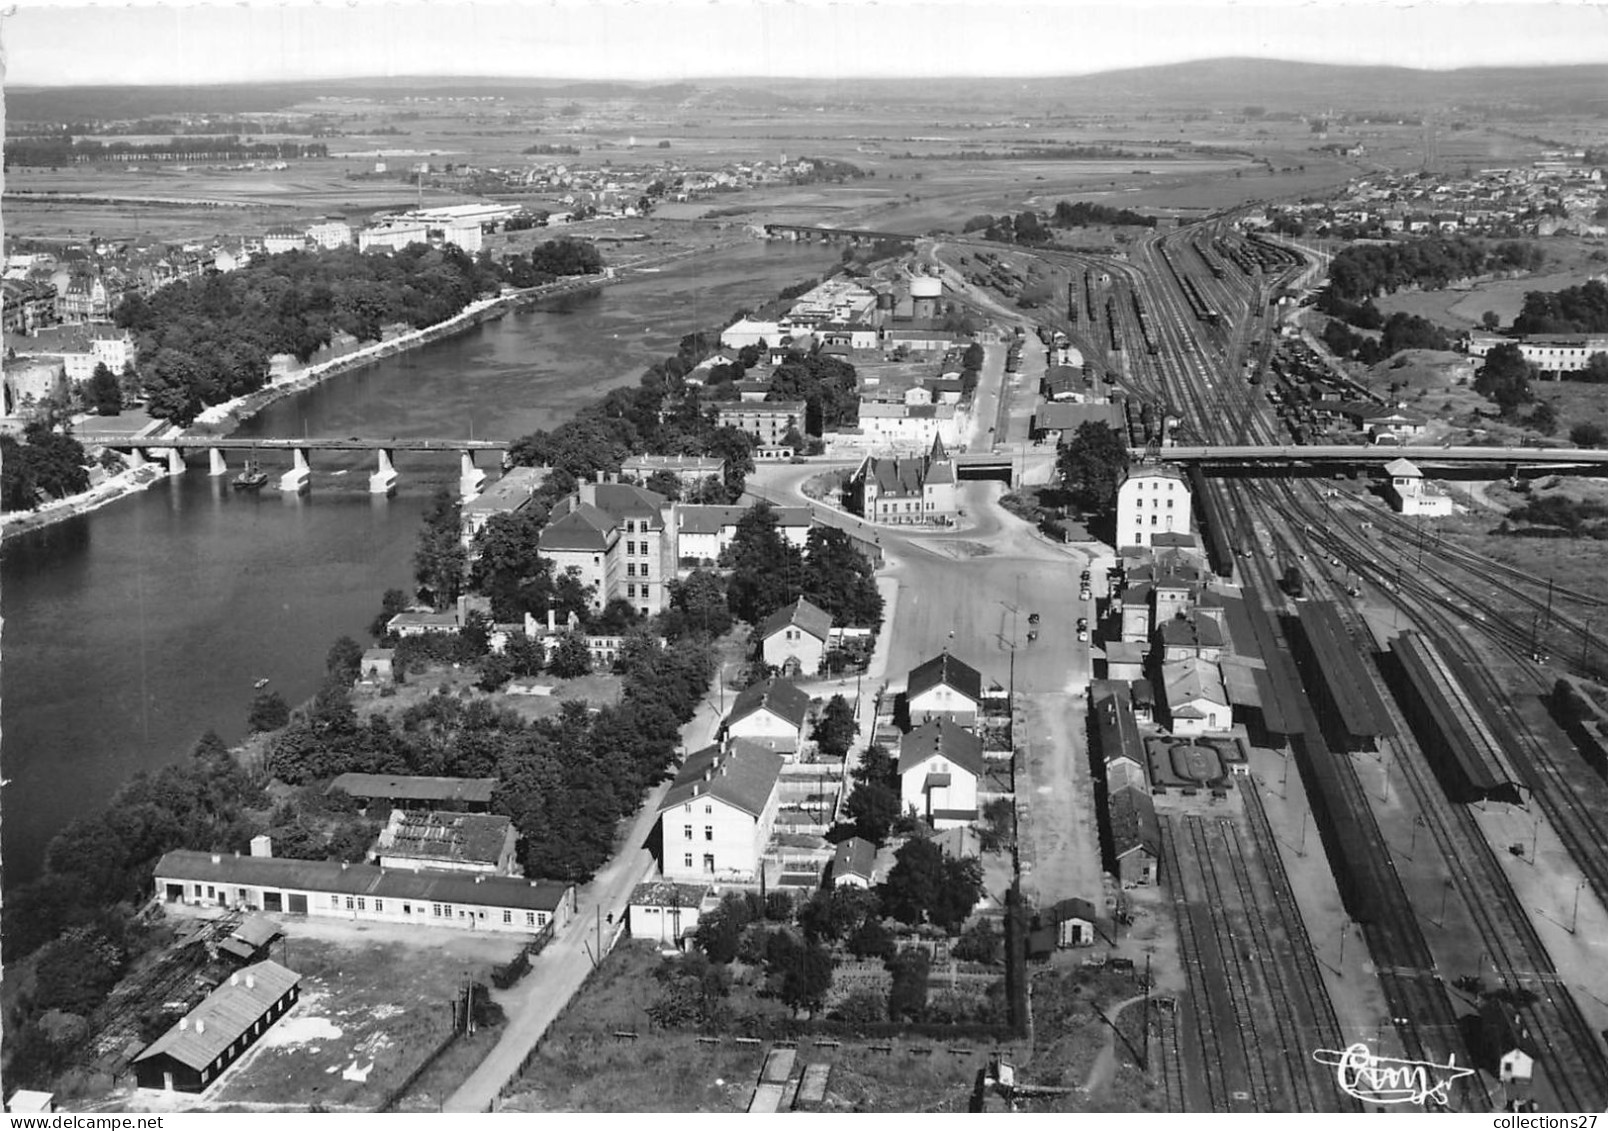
[134,961,302,1072]
[725,677,812,730]
[660,741,785,818]
[907,651,983,704]
[759,596,834,643]
[377,810,514,866]
[898,718,986,778]
[329,773,496,805]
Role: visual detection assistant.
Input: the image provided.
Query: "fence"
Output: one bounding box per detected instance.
[375,1029,460,1112]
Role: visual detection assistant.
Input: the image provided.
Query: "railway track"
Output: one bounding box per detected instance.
[1180,814,1282,1109]
[1266,483,1608,1110]
[1240,783,1362,1111]
[1158,816,1238,1113]
[1153,1003,1188,1112]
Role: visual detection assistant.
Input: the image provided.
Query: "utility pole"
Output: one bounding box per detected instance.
[1569,880,1584,935]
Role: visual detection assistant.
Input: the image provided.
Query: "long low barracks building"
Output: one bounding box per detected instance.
[154,849,576,935]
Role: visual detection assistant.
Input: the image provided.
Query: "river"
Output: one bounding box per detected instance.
[0,239,842,883]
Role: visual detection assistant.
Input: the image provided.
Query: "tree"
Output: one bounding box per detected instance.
[1482,310,1501,331]
[886,949,930,1021]
[643,469,683,501]
[842,782,900,845]
[666,569,733,640]
[326,635,365,684]
[952,917,1002,964]
[1529,399,1558,435]
[548,630,593,679]
[802,526,882,631]
[414,487,467,608]
[1056,421,1130,516]
[810,694,857,760]
[370,588,411,638]
[763,930,833,1017]
[1582,353,1608,384]
[247,690,291,732]
[724,501,803,624]
[470,508,551,621]
[86,362,123,415]
[847,915,896,960]
[1474,343,1535,415]
[1569,422,1606,449]
[879,838,984,932]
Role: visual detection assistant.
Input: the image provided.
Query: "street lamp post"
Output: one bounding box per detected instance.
[1569,879,1585,935]
[1436,878,1451,929]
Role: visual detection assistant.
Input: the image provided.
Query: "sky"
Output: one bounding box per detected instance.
[4,0,1607,87]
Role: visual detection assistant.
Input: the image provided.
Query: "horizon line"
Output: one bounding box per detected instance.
[14,54,1608,92]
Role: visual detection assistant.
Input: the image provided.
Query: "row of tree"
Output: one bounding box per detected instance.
[1513,279,1608,335]
[1320,311,1452,364]
[1320,237,1544,312]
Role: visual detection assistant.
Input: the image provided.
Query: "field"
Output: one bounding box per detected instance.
[107,911,523,1113]
[497,928,1173,1114]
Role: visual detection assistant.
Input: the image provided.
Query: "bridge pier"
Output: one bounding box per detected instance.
[208,448,228,476]
[279,447,311,494]
[370,448,398,495]
[128,447,149,470]
[164,448,186,476]
[460,451,487,500]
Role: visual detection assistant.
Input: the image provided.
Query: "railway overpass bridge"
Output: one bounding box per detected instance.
[77,433,513,496]
[763,223,919,247]
[1145,444,1608,477]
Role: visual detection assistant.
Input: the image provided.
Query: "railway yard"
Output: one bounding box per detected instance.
[940,214,1608,1112]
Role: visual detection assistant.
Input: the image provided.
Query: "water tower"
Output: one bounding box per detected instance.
[910,275,942,321]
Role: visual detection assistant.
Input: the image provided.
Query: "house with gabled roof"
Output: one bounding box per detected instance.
[659,742,785,882]
[829,836,879,888]
[760,596,833,677]
[1107,785,1160,886]
[539,479,675,615]
[1162,658,1231,736]
[906,651,983,727]
[133,961,302,1093]
[721,677,812,756]
[899,719,984,828]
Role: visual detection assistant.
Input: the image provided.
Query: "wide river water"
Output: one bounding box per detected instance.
[1,239,842,882]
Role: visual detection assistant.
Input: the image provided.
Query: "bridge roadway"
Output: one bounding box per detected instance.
[75,434,511,452]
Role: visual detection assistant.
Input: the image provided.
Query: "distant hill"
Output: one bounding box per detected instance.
[10,60,1608,122]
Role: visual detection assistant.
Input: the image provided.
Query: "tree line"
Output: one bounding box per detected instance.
[962,199,1156,245]
[1513,279,1608,335]
[1319,237,1544,319]
[114,238,606,426]
[4,137,330,167]
[1,421,90,512]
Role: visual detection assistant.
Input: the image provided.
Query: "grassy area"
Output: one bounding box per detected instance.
[206,934,518,1110]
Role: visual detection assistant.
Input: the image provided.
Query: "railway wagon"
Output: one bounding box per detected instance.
[1189,465,1237,580]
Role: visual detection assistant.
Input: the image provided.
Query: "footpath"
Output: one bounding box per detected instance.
[442,682,730,1112]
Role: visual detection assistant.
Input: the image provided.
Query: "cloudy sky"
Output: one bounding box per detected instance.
[5,0,1606,87]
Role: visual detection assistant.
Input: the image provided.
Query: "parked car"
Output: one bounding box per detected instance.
[1026,631,1039,643]
[1028,612,1040,624]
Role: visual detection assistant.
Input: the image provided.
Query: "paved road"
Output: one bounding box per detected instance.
[442,692,729,1112]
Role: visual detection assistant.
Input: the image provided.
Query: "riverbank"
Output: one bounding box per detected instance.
[0,277,611,542]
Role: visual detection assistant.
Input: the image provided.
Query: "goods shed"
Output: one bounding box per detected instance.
[1290,602,1395,752]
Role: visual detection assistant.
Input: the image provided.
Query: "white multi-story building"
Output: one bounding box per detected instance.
[305,219,353,250]
[538,480,675,615]
[1467,331,1608,376]
[1115,464,1192,550]
[658,741,784,883]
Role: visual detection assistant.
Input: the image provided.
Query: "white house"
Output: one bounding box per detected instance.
[759,596,833,678]
[1115,464,1192,550]
[1161,658,1231,736]
[721,677,812,756]
[305,219,353,250]
[676,503,812,564]
[828,836,879,888]
[627,879,710,945]
[906,652,983,728]
[898,719,984,829]
[1382,457,1454,517]
[153,849,574,935]
[658,742,785,882]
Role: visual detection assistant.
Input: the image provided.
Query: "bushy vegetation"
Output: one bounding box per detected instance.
[0,421,90,511]
[1499,494,1608,538]
[1513,279,1608,335]
[1320,237,1543,312]
[1322,311,1451,364]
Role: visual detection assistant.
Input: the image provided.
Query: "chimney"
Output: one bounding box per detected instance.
[246,974,255,990]
[180,1017,190,1031]
[230,972,240,986]
[703,767,713,781]
[548,607,557,633]
[250,834,273,858]
[196,1019,206,1035]
[210,853,222,865]
[475,874,485,883]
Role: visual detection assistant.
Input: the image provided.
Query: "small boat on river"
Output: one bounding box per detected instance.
[233,462,269,491]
